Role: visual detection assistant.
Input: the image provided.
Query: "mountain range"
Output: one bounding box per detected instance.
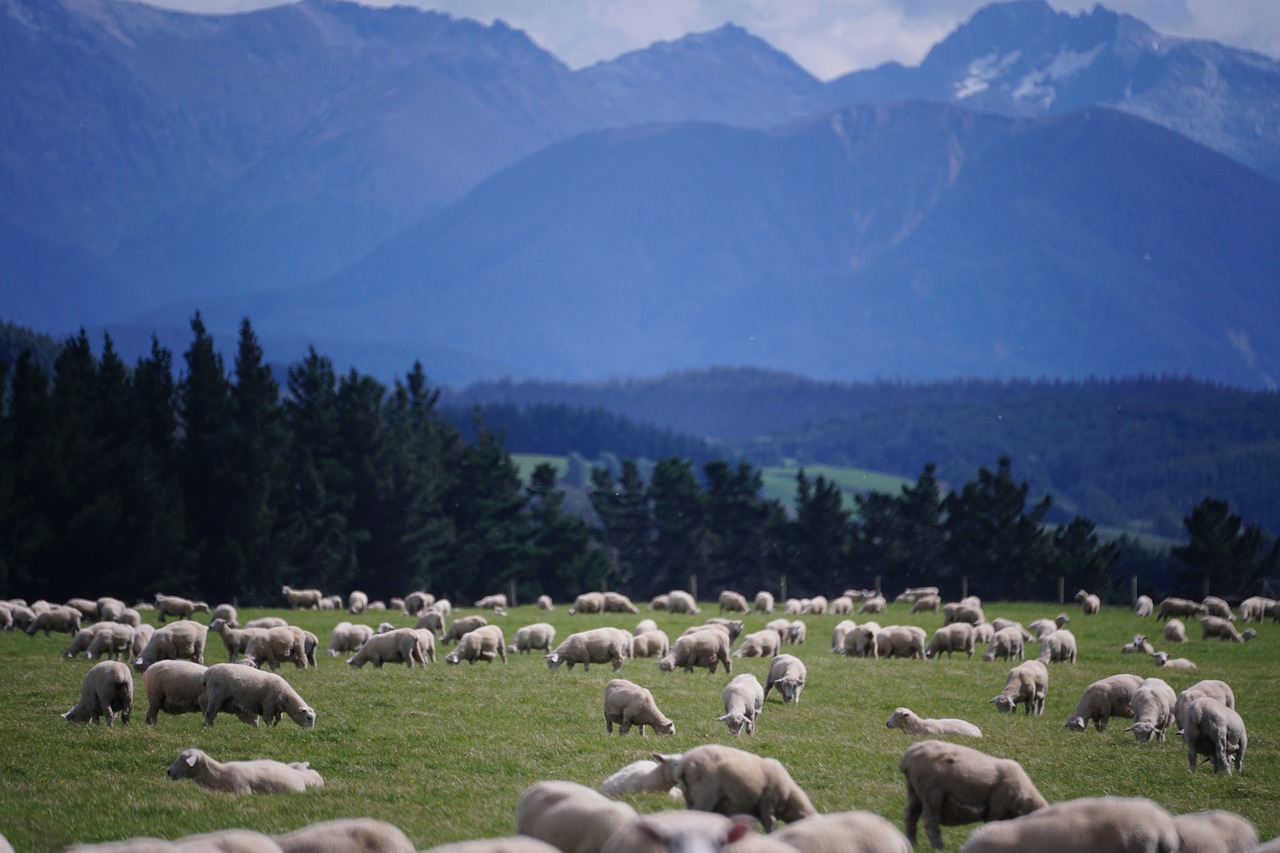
[3,0,1279,387]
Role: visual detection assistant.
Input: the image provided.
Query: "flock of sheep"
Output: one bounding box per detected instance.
[2,583,1277,853]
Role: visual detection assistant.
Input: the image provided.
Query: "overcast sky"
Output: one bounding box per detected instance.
[139,0,1280,80]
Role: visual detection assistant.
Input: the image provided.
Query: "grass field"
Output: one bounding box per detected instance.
[1,600,1276,851]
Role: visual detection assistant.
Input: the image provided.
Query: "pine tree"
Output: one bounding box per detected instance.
[790,469,852,596]
[526,463,610,600]
[3,351,58,595]
[703,460,786,594]
[648,457,710,595]
[1172,497,1280,597]
[589,460,651,592]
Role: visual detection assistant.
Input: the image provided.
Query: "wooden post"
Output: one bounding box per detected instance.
[1058,577,1064,605]
[780,576,787,603]
[874,575,882,597]
[1131,575,1138,608]
[962,576,968,599]
[509,580,517,609]
[690,575,698,602]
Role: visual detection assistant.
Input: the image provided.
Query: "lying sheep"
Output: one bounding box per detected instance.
[1036,629,1077,664]
[1074,589,1101,616]
[1125,677,1177,743]
[733,629,781,659]
[347,628,430,668]
[424,838,564,853]
[657,630,731,675]
[280,586,323,610]
[674,743,817,831]
[1134,595,1154,617]
[1122,634,1154,655]
[1182,697,1247,774]
[444,624,506,665]
[1175,680,1236,730]
[273,818,416,853]
[167,747,323,793]
[600,756,682,799]
[926,623,976,660]
[1173,810,1258,853]
[604,678,675,736]
[1065,673,1144,732]
[990,660,1048,716]
[1201,616,1244,643]
[133,620,208,672]
[326,621,373,656]
[774,809,912,853]
[441,614,489,645]
[1158,597,1202,621]
[1164,619,1189,643]
[957,796,1178,853]
[754,591,775,613]
[201,663,315,728]
[982,627,1025,663]
[63,660,133,726]
[899,739,1047,850]
[887,707,982,738]
[143,659,253,726]
[509,623,557,655]
[546,627,633,672]
[25,605,82,637]
[718,674,764,736]
[517,780,638,853]
[763,654,806,704]
[632,631,670,659]
[1153,651,1197,670]
[154,593,210,623]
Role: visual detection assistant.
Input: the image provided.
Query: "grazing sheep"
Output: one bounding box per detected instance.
[898,739,1047,850]
[64,597,99,621]
[475,593,508,610]
[982,627,1025,662]
[1036,629,1077,664]
[829,595,855,616]
[753,591,775,613]
[201,663,315,728]
[570,592,605,615]
[1164,619,1189,643]
[911,595,942,615]
[1201,616,1244,643]
[444,624,507,665]
[648,594,670,612]
[64,660,133,726]
[1173,810,1258,853]
[764,654,806,704]
[347,591,368,614]
[326,622,373,656]
[1125,678,1178,743]
[244,626,307,671]
[61,623,112,659]
[990,660,1048,716]
[85,622,141,661]
[1025,616,1066,641]
[842,622,882,658]
[718,674,764,736]
[773,809,912,853]
[1182,697,1247,774]
[400,591,431,615]
[599,811,767,853]
[674,743,817,831]
[209,618,266,663]
[546,627,633,672]
[857,595,887,615]
[635,619,659,635]
[244,616,289,630]
[603,678,675,736]
[517,780,638,853]
[424,839,564,853]
[632,631,671,659]
[25,604,83,637]
[1153,651,1197,670]
[831,620,858,653]
[733,629,781,659]
[280,586,323,610]
[1237,596,1275,623]
[143,659,254,726]
[211,603,238,627]
[154,594,210,623]
[603,592,640,614]
[1074,590,1101,616]
[1065,673,1144,732]
[537,594,555,611]
[1174,680,1236,729]
[876,625,927,659]
[786,621,807,645]
[666,591,700,615]
[802,595,829,615]
[1158,597,1202,621]
[718,591,749,614]
[1201,596,1235,621]
[1134,595,1154,617]
[1122,634,1155,655]
[167,747,323,794]
[887,707,982,738]
[957,796,1178,853]
[943,602,985,626]
[509,623,557,654]
[783,598,802,614]
[347,628,430,668]
[658,630,732,675]
[600,756,683,799]
[926,623,975,660]
[273,818,415,853]
[441,614,489,645]
[415,608,446,637]
[133,620,208,672]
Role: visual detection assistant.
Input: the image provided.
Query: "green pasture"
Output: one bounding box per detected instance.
[1,600,1276,851]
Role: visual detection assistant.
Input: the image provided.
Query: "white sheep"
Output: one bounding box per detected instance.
[926,623,975,660]
[546,627,633,672]
[831,619,858,652]
[763,654,806,704]
[910,595,943,614]
[1201,596,1235,621]
[537,594,555,611]
[1065,673,1144,732]
[208,618,265,662]
[475,593,508,610]
[1174,680,1236,729]
[943,602,985,626]
[133,620,208,672]
[509,623,557,654]
[141,659,255,726]
[1074,589,1101,615]
[201,663,315,728]
[80,623,136,661]
[244,616,289,630]
[441,614,489,645]
[875,625,927,659]
[718,673,764,736]
[1125,677,1177,743]
[632,631,671,659]
[1134,595,1154,617]
[674,743,817,831]
[841,621,882,658]
[416,608,446,637]
[444,624,506,665]
[166,747,323,793]
[1153,651,1197,670]
[718,591,749,613]
[774,809,912,853]
[829,595,855,616]
[1181,696,1246,774]
[273,818,416,853]
[598,811,776,853]
[957,796,1178,853]
[1036,629,1077,664]
[1173,810,1258,853]
[666,590,700,615]
[1201,616,1244,643]
[600,756,683,799]
[1237,596,1275,623]
[753,591,775,613]
[887,707,982,738]
[603,592,640,614]
[280,586,323,610]
[802,595,829,615]
[989,619,1032,641]
[981,626,1024,662]
[1158,597,1203,621]
[326,622,373,656]
[786,620,807,645]
[154,593,210,623]
[571,592,605,615]
[898,739,1047,850]
[1164,618,1189,643]
[244,625,308,671]
[347,590,368,614]
[990,660,1048,716]
[732,629,781,659]
[857,595,887,614]
[63,660,133,726]
[1122,634,1154,655]
[517,780,638,853]
[603,678,675,736]
[210,603,238,627]
[657,630,731,675]
[424,838,564,853]
[347,628,430,668]
[25,604,83,637]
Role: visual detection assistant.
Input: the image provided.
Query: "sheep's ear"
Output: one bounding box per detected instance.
[1124,724,1135,731]
[186,754,199,767]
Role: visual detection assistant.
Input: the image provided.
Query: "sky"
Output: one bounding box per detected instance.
[139,0,1279,81]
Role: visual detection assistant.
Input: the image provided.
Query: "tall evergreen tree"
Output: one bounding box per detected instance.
[2,351,56,595]
[855,462,948,591]
[525,462,609,600]
[703,460,785,594]
[1172,497,1280,597]
[589,460,651,592]
[1050,516,1120,598]
[647,457,710,596]
[790,469,852,596]
[334,368,387,592]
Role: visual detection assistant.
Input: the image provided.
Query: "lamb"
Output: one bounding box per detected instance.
[673,743,817,831]
[632,631,671,659]
[1164,619,1189,643]
[666,590,700,615]
[1201,616,1244,643]
[957,796,1178,853]
[63,660,133,725]
[1122,634,1155,655]
[1173,810,1259,853]
[25,604,82,637]
[754,591,775,613]
[718,590,749,614]
[911,595,942,614]
[831,620,858,653]
[516,780,638,853]
[732,629,781,658]
[887,707,982,738]
[475,593,508,610]
[875,625,927,659]
[201,663,316,728]
[1201,596,1235,621]
[786,621,807,645]
[1065,673,1144,732]
[1181,697,1246,774]
[718,673,764,736]
[154,594,210,623]
[347,590,368,614]
[441,614,489,645]
[347,628,429,668]
[1237,596,1275,623]
[1125,677,1177,743]
[209,618,266,662]
[603,592,640,614]
[1134,595,1154,617]
[926,623,975,660]
[546,627,633,672]
[1153,651,1197,670]
[1036,629,1077,664]
[603,678,675,736]
[898,739,1047,851]
[272,818,416,853]
[133,620,208,672]
[1158,597,1203,621]
[280,586,323,610]
[601,756,683,799]
[537,594,555,611]
[982,627,1024,662]
[1175,680,1236,729]
[326,621,373,656]
[990,660,1048,716]
[774,809,913,853]
[657,630,732,675]
[444,624,506,664]
[509,622,557,654]
[167,747,323,794]
[244,626,307,671]
[763,654,806,704]
[1074,589,1101,615]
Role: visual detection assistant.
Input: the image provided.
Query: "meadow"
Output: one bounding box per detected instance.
[1,598,1276,851]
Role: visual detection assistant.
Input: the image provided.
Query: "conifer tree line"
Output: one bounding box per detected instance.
[1,316,1274,606]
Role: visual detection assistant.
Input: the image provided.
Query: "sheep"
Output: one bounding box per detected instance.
[416,608,446,637]
[982,627,1025,662]
[401,591,432,615]
[25,604,83,637]
[63,660,133,726]
[272,818,416,853]
[546,627,633,672]
[201,663,315,728]
[244,626,307,671]
[1025,615,1067,641]
[599,811,767,853]
[829,595,855,616]
[926,623,975,660]
[441,614,489,645]
[210,603,238,627]
[773,809,912,853]
[444,624,506,665]
[319,594,343,610]
[570,592,605,615]
[785,621,807,645]
[957,796,1178,853]
[802,595,829,615]
[898,739,1047,851]
[911,595,942,615]
[1202,596,1235,621]
[1201,615,1245,643]
[347,628,429,668]
[133,620,208,672]
[280,586,323,610]
[989,619,1032,642]
[857,595,887,614]
[475,593,508,610]
[887,707,982,738]
[1134,595,1155,617]
[718,591,749,614]
[326,621,373,656]
[1036,629,1077,664]
[718,673,764,736]
[1237,596,1275,623]
[347,591,368,614]
[601,756,683,799]
[842,622,882,658]
[61,623,113,659]
[875,625,927,659]
[1164,618,1189,643]
[516,780,638,853]
[1174,680,1236,729]
[65,597,100,621]
[658,630,732,675]
[209,618,265,662]
[509,622,557,654]
[764,618,793,643]
[84,622,137,661]
[783,598,802,614]
[1173,810,1258,853]
[649,594,670,611]
[244,616,289,629]
[130,624,155,659]
[732,629,781,659]
[674,743,817,832]
[943,602,985,626]
[603,592,640,614]
[154,594,210,623]
[763,654,806,704]
[537,594,555,611]
[1122,634,1155,655]
[632,631,671,659]
[990,660,1048,716]
[142,659,252,726]
[753,591,775,613]
[1065,673,1144,732]
[423,839,564,853]
[1153,651,1197,670]
[1181,697,1247,774]
[1158,597,1202,621]
[896,586,940,601]
[831,620,857,653]
[603,678,675,736]
[1074,589,1101,615]
[666,590,700,615]
[166,747,323,794]
[1124,677,1178,743]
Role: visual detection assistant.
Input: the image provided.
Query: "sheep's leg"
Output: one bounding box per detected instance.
[923,800,945,851]
[902,787,923,845]
[1187,742,1199,772]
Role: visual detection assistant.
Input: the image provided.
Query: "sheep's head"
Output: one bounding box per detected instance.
[653,718,676,736]
[657,655,676,672]
[1152,652,1170,666]
[1126,721,1159,743]
[991,695,1017,714]
[290,706,317,728]
[1065,716,1087,733]
[544,653,563,671]
[717,712,747,736]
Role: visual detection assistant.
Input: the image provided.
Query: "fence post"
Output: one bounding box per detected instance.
[874,575,882,597]
[1131,575,1138,609]
[962,576,968,599]
[780,576,787,603]
[690,575,698,602]
[509,580,517,609]
[1058,577,1064,605]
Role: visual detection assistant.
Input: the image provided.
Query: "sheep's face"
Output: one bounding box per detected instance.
[1153,653,1169,666]
[719,712,746,735]
[444,653,461,665]
[544,653,563,671]
[653,719,676,736]
[657,656,676,672]
[992,695,1016,714]
[290,707,317,728]
[1128,722,1158,743]
[62,707,87,724]
[1065,716,1087,733]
